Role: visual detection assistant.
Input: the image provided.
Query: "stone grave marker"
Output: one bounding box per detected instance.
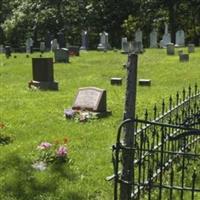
[54,48,69,63]
[29,58,58,90]
[139,79,151,86]
[166,43,175,55]
[40,42,45,53]
[57,31,66,48]
[5,46,11,58]
[0,45,4,53]
[178,50,183,56]
[121,37,129,53]
[45,31,52,50]
[72,87,107,112]
[175,30,185,47]
[68,46,80,56]
[26,38,33,53]
[150,29,158,48]
[80,30,88,50]
[179,54,189,62]
[135,28,143,47]
[51,39,59,52]
[188,44,195,53]
[111,78,122,85]
[97,31,110,51]
[160,23,171,48]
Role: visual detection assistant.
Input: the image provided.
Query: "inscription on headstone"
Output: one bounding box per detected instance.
[72,87,107,112]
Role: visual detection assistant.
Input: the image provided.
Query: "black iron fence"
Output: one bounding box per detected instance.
[110,84,200,200]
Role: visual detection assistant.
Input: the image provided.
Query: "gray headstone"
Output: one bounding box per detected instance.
[54,48,69,63]
[51,39,59,52]
[135,28,143,44]
[97,31,110,51]
[166,43,175,55]
[40,42,45,53]
[57,31,66,48]
[188,43,195,53]
[5,46,11,58]
[160,23,171,48]
[72,87,107,112]
[80,30,88,50]
[30,58,58,90]
[150,29,158,48]
[121,37,129,53]
[26,38,33,53]
[175,30,185,47]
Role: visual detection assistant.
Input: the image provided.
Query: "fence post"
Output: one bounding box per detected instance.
[120,53,138,200]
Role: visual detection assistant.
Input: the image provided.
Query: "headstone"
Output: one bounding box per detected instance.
[166,43,175,55]
[111,78,122,85]
[150,29,158,48]
[72,87,107,112]
[68,46,80,56]
[0,45,4,53]
[45,31,52,50]
[51,39,59,52]
[131,41,143,53]
[5,46,11,58]
[178,50,183,56]
[29,58,58,90]
[175,30,185,47]
[188,43,195,53]
[80,30,88,50]
[160,23,171,48]
[139,79,151,86]
[179,54,189,62]
[97,31,110,51]
[121,37,129,53]
[57,31,66,48]
[26,38,33,53]
[40,42,45,53]
[54,48,69,63]
[135,28,143,47]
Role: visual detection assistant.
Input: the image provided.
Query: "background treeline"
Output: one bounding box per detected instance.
[0,0,199,49]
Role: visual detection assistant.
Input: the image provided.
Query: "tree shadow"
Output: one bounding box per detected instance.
[0,153,84,200]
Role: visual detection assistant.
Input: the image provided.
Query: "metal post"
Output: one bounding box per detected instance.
[120,53,138,200]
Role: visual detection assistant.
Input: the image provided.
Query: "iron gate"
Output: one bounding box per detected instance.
[110,85,200,200]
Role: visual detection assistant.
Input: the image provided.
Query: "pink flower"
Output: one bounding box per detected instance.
[37,142,52,150]
[56,146,68,157]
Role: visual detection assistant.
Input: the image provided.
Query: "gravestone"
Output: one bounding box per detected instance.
[111,78,122,85]
[26,38,33,53]
[51,39,59,52]
[150,29,158,48]
[160,23,171,48]
[166,43,175,55]
[0,45,4,53]
[40,42,45,53]
[45,31,52,50]
[68,46,80,56]
[178,50,183,56]
[54,48,69,63]
[188,44,195,53]
[5,46,11,58]
[121,37,129,53]
[139,79,151,86]
[97,31,110,51]
[179,54,189,62]
[57,31,66,48]
[135,28,143,48]
[72,87,107,112]
[131,41,143,53]
[80,30,88,50]
[29,58,58,90]
[175,30,185,47]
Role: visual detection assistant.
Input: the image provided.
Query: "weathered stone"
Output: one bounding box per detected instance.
[166,43,175,55]
[150,29,158,48]
[111,78,122,85]
[179,54,189,62]
[80,30,88,50]
[188,44,195,53]
[175,30,185,47]
[54,48,69,63]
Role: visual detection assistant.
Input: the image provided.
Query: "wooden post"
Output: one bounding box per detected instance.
[120,53,138,200]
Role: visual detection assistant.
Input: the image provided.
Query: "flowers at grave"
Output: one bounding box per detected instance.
[34,138,69,167]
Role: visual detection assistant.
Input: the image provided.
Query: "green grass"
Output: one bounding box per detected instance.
[0,48,200,200]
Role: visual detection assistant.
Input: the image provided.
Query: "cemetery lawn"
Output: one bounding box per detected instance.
[0,48,200,200]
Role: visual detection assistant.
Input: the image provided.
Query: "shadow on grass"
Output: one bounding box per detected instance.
[0,153,84,200]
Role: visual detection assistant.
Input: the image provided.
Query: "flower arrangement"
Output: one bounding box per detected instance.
[32,138,69,171]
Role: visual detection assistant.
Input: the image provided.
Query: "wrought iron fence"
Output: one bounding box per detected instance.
[110,84,200,200]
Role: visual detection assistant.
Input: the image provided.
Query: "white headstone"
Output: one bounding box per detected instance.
[97,31,109,51]
[40,42,45,52]
[51,39,59,52]
[150,29,158,48]
[26,38,33,53]
[121,37,129,52]
[135,29,143,43]
[175,30,185,47]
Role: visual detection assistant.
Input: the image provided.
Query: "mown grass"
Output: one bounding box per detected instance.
[0,48,200,200]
